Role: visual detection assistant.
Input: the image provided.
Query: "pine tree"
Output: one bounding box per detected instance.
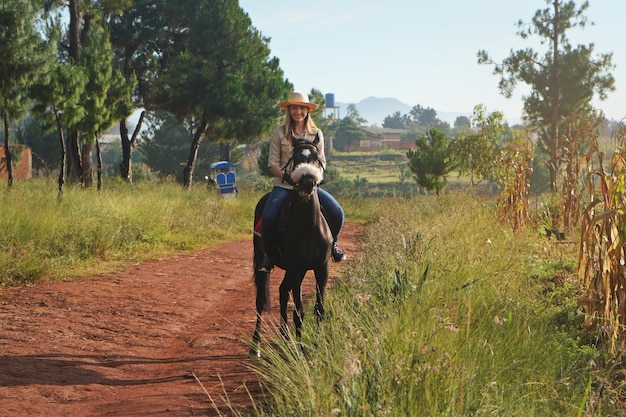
[478,0,615,193]
[407,128,455,195]
[149,0,291,189]
[0,0,53,186]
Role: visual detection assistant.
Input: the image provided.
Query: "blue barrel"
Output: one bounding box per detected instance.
[325,93,335,108]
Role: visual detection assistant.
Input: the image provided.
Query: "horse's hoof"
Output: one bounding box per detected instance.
[249,348,261,358]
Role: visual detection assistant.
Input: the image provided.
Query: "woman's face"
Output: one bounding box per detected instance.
[289,105,309,123]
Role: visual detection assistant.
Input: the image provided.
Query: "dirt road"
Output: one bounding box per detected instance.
[0,223,364,416]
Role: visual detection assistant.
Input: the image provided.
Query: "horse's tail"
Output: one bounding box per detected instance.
[254,194,271,313]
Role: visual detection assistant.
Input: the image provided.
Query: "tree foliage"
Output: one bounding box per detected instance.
[406,128,455,195]
[256,141,271,178]
[140,113,221,180]
[108,0,169,183]
[477,0,615,193]
[334,115,365,152]
[454,116,471,130]
[0,0,54,186]
[383,111,411,129]
[148,0,290,188]
[410,104,439,127]
[4,0,293,190]
[449,105,508,185]
[382,104,451,136]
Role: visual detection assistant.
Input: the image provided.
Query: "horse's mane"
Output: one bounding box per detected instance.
[290,162,324,184]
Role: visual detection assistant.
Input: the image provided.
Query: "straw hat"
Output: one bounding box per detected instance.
[278,92,318,111]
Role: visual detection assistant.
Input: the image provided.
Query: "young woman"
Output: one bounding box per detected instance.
[258,92,346,272]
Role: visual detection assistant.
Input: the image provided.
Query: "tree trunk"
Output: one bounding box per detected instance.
[220,142,231,162]
[96,138,102,191]
[119,119,131,182]
[55,107,66,197]
[81,141,93,187]
[183,118,210,190]
[67,0,83,185]
[68,130,83,183]
[68,0,81,60]
[119,111,145,183]
[3,112,13,187]
[548,0,561,194]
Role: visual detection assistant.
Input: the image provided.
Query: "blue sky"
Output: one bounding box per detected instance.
[239,0,625,124]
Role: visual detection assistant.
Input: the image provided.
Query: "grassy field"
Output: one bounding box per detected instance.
[0,178,620,415]
[249,194,615,416]
[0,179,260,285]
[330,151,409,184]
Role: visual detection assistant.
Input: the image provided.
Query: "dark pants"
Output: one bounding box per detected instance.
[261,186,344,260]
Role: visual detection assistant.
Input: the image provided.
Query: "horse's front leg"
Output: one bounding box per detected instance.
[279,276,291,340]
[292,279,305,340]
[313,264,329,322]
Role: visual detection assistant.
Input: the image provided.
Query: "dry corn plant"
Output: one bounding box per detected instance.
[560,114,602,234]
[578,118,626,353]
[496,131,534,232]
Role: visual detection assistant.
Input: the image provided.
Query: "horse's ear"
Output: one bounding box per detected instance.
[313,133,320,145]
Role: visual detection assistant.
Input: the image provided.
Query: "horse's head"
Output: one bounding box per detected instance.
[290,162,324,198]
[290,134,321,168]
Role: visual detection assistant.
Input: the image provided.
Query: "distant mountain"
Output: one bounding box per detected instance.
[335,96,470,126]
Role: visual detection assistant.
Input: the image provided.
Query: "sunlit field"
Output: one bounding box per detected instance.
[1,175,620,415]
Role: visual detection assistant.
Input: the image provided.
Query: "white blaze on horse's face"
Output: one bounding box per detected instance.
[300,148,312,162]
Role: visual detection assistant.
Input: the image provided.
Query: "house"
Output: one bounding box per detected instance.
[0,145,32,180]
[356,127,413,152]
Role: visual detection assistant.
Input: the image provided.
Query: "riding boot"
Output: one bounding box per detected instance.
[331,242,347,262]
[258,253,274,272]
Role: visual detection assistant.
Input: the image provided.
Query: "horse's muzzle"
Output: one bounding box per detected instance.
[296,183,316,198]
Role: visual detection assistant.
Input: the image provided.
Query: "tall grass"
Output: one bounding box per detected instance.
[251,193,610,416]
[0,179,259,285]
[3,180,617,414]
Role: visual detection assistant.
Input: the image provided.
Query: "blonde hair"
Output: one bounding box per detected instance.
[281,106,319,138]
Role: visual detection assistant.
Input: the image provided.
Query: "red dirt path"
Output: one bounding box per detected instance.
[0,223,364,416]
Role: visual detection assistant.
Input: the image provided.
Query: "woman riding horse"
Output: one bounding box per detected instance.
[251,155,332,357]
[250,92,347,356]
[258,92,346,273]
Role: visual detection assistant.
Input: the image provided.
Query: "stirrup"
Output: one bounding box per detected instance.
[332,243,347,262]
[258,253,274,272]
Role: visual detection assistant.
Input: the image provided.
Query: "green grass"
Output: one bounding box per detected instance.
[0,177,378,286]
[0,179,260,285]
[249,193,613,417]
[1,177,620,415]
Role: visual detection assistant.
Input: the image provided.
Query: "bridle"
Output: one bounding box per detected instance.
[281,133,324,178]
[282,133,325,197]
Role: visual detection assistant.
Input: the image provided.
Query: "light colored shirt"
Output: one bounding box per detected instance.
[268,126,326,188]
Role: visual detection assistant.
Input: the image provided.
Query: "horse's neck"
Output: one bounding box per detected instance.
[290,193,325,231]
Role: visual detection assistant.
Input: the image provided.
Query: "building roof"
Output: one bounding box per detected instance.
[362,127,408,135]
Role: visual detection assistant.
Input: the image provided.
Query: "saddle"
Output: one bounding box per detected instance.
[253,192,331,239]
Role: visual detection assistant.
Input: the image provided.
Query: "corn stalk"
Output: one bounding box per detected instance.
[496,132,534,232]
[578,119,626,353]
[560,116,599,233]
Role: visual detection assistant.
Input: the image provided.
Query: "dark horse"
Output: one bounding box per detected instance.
[250,138,333,357]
